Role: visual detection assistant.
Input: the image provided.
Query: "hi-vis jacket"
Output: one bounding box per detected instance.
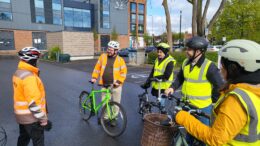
[92,53,127,85]
[176,83,260,146]
[13,61,47,124]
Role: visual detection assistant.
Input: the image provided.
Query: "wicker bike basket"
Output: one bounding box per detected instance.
[141,113,176,146]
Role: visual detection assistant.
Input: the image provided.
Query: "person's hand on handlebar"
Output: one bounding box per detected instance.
[165,87,174,96]
[90,78,97,83]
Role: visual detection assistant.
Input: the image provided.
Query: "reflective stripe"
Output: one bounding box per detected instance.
[120,74,126,77]
[154,69,164,73]
[232,88,259,142]
[93,70,100,73]
[29,106,41,112]
[184,78,208,83]
[15,101,28,106]
[15,109,31,114]
[28,100,35,106]
[97,60,101,65]
[114,68,120,71]
[101,65,106,69]
[121,65,126,69]
[19,71,32,79]
[34,112,45,118]
[183,94,211,100]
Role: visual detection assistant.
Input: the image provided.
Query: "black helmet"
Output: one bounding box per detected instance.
[186,36,208,52]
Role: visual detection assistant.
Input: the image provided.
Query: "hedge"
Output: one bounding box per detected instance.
[147,51,218,68]
[48,46,61,60]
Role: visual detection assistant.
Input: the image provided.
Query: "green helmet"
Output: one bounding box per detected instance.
[156,43,170,54]
[219,39,260,72]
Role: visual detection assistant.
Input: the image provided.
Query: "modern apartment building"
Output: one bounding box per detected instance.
[0,0,146,59]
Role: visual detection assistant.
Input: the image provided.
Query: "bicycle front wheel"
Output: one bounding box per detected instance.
[100,101,127,137]
[79,91,93,121]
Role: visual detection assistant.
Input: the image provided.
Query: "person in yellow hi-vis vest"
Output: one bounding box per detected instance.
[167,40,260,146]
[165,36,223,146]
[142,43,176,114]
[13,47,52,146]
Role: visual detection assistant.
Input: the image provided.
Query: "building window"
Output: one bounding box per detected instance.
[138,14,144,24]
[138,24,144,33]
[130,2,136,13]
[131,24,136,32]
[0,0,12,21]
[34,0,45,24]
[138,4,144,14]
[64,7,91,28]
[52,0,62,25]
[0,30,15,50]
[100,0,110,29]
[131,14,136,23]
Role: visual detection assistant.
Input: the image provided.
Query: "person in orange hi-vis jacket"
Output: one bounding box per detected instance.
[13,47,52,146]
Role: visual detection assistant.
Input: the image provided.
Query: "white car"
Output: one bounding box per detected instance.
[208,45,222,52]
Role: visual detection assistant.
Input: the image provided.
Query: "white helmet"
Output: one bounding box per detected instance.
[18,47,41,61]
[108,41,120,50]
[219,39,260,72]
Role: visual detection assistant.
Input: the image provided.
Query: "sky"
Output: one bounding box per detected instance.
[146,0,222,35]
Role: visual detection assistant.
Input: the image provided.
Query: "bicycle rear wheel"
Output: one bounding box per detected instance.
[79,91,93,121]
[100,101,127,137]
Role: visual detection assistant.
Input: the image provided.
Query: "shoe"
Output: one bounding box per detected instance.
[110,119,117,127]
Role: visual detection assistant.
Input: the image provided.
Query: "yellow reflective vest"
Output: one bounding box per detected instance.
[152,55,176,90]
[92,53,127,85]
[182,58,212,108]
[213,87,260,145]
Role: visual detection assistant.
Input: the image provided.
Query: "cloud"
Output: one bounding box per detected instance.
[147,0,221,35]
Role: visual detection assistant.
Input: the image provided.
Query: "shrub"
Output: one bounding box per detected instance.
[49,46,61,60]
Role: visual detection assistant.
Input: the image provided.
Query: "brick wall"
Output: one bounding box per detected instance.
[14,30,32,51]
[118,35,129,49]
[46,32,63,50]
[62,31,94,56]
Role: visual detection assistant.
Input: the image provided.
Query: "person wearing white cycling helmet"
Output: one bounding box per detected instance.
[13,47,52,146]
[91,41,127,123]
[172,39,260,145]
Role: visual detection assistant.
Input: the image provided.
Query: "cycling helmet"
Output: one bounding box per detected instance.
[219,39,260,72]
[157,42,170,54]
[186,36,208,52]
[108,41,120,50]
[18,47,41,61]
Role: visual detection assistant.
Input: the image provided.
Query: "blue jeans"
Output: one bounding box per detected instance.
[186,104,212,146]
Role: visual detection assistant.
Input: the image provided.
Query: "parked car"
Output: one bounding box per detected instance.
[118,48,129,57]
[207,45,222,52]
[145,46,156,53]
[174,46,185,52]
[118,47,137,57]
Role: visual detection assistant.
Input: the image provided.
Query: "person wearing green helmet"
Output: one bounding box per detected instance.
[141,42,176,114]
[166,39,260,145]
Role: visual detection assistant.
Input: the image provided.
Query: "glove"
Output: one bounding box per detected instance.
[43,120,52,131]
[140,82,150,89]
[160,106,182,126]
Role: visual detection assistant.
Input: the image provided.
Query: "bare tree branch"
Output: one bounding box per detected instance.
[192,0,198,36]
[162,0,173,50]
[202,0,210,24]
[208,0,227,30]
[187,0,193,4]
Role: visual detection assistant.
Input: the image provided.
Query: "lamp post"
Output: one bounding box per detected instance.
[179,10,182,47]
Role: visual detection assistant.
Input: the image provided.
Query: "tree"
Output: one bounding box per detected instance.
[111,26,118,41]
[211,0,260,43]
[187,0,227,36]
[143,32,152,46]
[162,0,173,51]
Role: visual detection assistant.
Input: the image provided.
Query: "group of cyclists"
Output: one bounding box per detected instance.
[12,36,260,146]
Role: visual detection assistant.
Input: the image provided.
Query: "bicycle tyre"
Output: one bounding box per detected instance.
[100,101,127,137]
[79,91,93,121]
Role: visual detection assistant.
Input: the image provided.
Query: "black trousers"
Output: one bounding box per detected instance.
[17,123,44,146]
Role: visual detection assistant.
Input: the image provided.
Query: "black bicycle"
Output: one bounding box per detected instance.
[0,126,7,146]
[165,94,210,146]
[138,78,168,119]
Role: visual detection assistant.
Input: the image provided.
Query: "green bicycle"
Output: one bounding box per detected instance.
[79,81,127,137]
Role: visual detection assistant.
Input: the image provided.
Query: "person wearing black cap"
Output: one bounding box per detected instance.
[164,36,223,146]
[141,43,176,113]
